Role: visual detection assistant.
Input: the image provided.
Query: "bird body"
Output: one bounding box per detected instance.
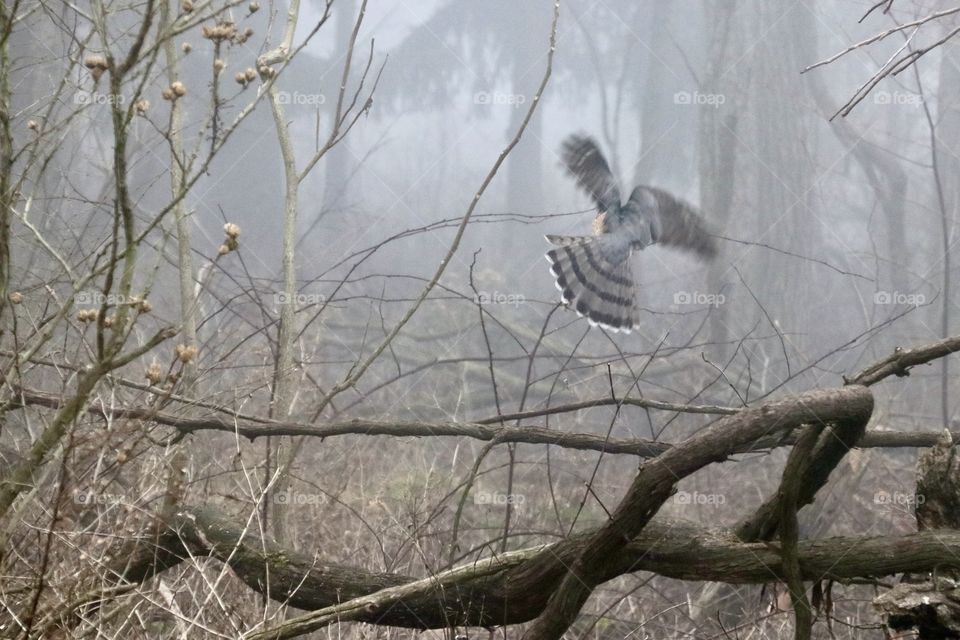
[546,134,717,333]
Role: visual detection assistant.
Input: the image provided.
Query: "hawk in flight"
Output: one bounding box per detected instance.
[546,134,717,333]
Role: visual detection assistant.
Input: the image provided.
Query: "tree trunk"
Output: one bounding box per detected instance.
[699,1,742,361]
[934,34,960,429]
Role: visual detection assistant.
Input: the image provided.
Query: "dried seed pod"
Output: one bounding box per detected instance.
[145,362,163,385]
[84,54,109,82]
[175,344,198,363]
[202,22,237,42]
[83,55,107,70]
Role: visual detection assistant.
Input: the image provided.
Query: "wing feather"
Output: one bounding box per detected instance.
[627,185,717,259]
[561,134,620,212]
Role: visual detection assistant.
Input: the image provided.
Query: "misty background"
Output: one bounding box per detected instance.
[7,0,960,636]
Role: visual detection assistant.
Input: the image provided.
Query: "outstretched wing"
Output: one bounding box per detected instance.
[627,185,717,259]
[561,134,620,212]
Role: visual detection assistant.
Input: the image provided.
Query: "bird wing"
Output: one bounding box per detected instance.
[561,134,620,212]
[626,185,717,259]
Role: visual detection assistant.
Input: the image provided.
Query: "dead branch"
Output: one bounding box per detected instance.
[43,504,960,638]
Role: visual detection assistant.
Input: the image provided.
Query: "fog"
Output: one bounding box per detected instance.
[4,0,960,637]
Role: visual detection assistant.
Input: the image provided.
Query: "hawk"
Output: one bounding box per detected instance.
[546,134,717,333]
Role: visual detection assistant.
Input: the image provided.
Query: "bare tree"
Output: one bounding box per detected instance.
[6,1,960,639]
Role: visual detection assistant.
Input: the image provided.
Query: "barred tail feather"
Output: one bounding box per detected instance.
[544,236,639,333]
